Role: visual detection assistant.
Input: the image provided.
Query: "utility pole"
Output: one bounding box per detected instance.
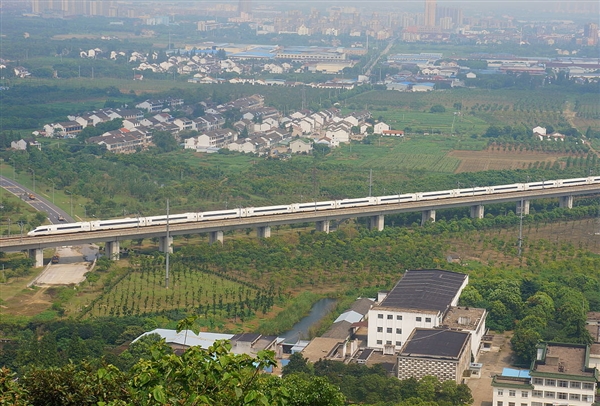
[369,169,373,197]
[518,196,524,257]
[165,199,170,289]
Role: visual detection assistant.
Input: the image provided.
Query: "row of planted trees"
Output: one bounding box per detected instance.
[82,254,279,325]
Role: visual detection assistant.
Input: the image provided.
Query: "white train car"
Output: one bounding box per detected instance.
[524,180,558,190]
[200,209,244,221]
[293,201,336,212]
[337,197,378,208]
[490,183,524,194]
[91,218,146,231]
[246,205,292,216]
[418,189,456,201]
[456,187,491,197]
[146,212,198,226]
[558,177,590,187]
[376,194,418,205]
[28,222,92,236]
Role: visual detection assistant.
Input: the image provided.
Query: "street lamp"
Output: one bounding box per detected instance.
[28,168,35,194]
[8,157,15,180]
[65,190,73,218]
[48,179,55,204]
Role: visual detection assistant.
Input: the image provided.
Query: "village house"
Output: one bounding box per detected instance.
[11,138,41,151]
[290,138,313,154]
[373,122,390,134]
[185,129,237,151]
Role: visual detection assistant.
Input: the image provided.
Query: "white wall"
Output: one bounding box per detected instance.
[367,308,440,350]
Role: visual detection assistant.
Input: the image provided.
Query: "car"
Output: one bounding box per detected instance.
[58,215,66,222]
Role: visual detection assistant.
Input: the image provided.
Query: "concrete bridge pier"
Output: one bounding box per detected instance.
[470,205,485,219]
[316,220,330,233]
[159,236,173,253]
[516,200,530,215]
[105,241,120,260]
[421,210,436,225]
[28,248,44,267]
[257,226,271,238]
[209,231,224,244]
[559,195,573,209]
[367,215,385,231]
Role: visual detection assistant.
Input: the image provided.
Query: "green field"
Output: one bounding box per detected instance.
[346,88,574,132]
[326,136,486,173]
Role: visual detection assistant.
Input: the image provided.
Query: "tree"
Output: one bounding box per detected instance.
[430,105,446,113]
[511,328,541,364]
[126,340,281,405]
[151,131,178,153]
[282,352,312,377]
[278,374,345,406]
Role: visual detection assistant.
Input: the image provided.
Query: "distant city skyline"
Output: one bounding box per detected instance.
[424,0,436,27]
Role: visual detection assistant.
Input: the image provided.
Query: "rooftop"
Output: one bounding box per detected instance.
[534,343,595,377]
[400,328,470,360]
[302,337,345,363]
[442,306,486,331]
[379,269,467,312]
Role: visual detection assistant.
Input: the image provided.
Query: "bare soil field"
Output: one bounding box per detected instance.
[449,148,570,173]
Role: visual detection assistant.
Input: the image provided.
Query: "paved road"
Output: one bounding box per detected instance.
[0,175,74,224]
[364,37,396,78]
[30,245,98,287]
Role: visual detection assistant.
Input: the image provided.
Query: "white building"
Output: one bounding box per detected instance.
[290,139,313,154]
[367,269,469,354]
[492,343,598,406]
[373,122,390,134]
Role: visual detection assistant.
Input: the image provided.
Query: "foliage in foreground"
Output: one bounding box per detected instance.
[283,353,473,406]
[0,340,345,406]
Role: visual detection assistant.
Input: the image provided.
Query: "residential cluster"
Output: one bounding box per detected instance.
[33,94,397,155]
[134,268,600,405]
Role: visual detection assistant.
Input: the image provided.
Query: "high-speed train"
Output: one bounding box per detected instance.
[27,176,600,237]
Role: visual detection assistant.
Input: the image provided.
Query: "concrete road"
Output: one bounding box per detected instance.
[31,245,98,286]
[467,333,514,406]
[0,175,74,224]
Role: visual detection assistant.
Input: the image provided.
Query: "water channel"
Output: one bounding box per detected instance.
[280,298,337,342]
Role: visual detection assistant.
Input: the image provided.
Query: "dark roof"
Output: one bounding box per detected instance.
[401,328,470,359]
[379,269,466,312]
[231,333,261,344]
[357,348,374,360]
[349,297,374,316]
[321,320,352,339]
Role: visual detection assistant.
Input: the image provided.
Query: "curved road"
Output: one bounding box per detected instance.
[0,175,74,225]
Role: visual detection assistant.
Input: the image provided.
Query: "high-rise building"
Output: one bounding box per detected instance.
[239,0,251,15]
[584,23,598,46]
[424,0,436,27]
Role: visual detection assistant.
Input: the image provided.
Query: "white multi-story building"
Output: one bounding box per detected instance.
[492,343,599,406]
[367,269,470,354]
